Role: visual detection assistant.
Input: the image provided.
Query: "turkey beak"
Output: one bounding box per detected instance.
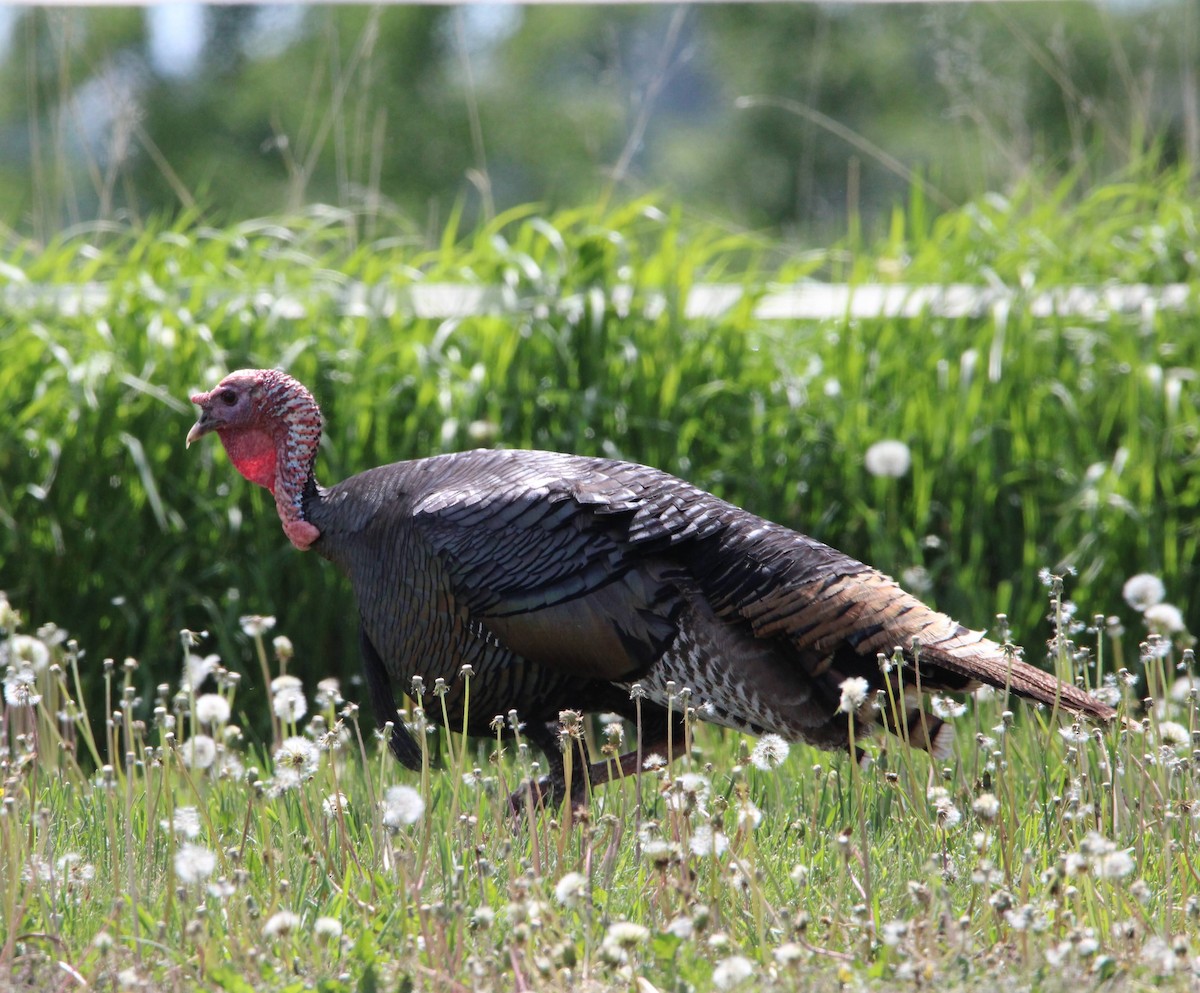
[186,394,215,448]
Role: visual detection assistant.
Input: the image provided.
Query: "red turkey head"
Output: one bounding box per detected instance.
[187,368,323,550]
[188,370,280,491]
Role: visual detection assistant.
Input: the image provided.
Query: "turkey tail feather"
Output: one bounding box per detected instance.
[926,637,1116,722]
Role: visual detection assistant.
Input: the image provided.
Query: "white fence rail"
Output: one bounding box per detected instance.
[3,282,1192,322]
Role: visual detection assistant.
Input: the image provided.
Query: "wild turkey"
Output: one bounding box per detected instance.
[187,368,1115,804]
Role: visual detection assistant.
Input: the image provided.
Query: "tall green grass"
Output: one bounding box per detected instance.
[2,180,1196,729]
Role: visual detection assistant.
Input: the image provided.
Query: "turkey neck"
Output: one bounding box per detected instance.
[249,369,325,549]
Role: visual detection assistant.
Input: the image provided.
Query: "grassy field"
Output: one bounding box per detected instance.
[2,169,1199,988]
[1,580,1197,991]
[3,174,1199,697]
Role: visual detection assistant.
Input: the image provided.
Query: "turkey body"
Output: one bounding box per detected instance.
[306,447,1105,764]
[188,369,1114,802]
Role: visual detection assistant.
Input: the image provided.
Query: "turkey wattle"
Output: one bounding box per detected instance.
[187,368,1115,803]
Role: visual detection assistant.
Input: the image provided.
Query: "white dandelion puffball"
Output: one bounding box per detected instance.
[270,674,303,694]
[313,917,343,943]
[971,793,1001,821]
[712,955,756,990]
[837,676,870,714]
[322,793,349,818]
[603,921,649,949]
[179,735,217,770]
[864,440,912,478]
[165,806,203,839]
[194,693,231,727]
[183,653,220,691]
[174,844,216,885]
[1122,573,1165,612]
[315,677,343,708]
[272,686,308,723]
[1144,603,1186,635]
[553,871,588,907]
[239,614,276,638]
[2,634,50,671]
[1094,848,1135,880]
[689,825,729,857]
[262,910,301,938]
[381,784,426,828]
[273,736,320,778]
[1155,721,1190,749]
[3,667,40,707]
[750,733,789,771]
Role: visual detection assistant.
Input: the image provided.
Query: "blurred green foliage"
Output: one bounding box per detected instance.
[0,3,1194,242]
[1,176,1198,741]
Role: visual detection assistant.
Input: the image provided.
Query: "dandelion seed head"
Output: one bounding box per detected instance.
[179,735,217,770]
[164,806,202,839]
[381,784,425,829]
[213,749,244,781]
[931,695,968,720]
[712,955,755,990]
[972,793,1001,822]
[174,844,216,885]
[642,839,678,866]
[272,686,308,723]
[183,653,219,692]
[1156,721,1190,749]
[881,918,908,947]
[901,565,932,595]
[666,916,694,939]
[736,796,763,830]
[927,787,961,829]
[1095,849,1135,879]
[936,804,962,829]
[553,871,588,907]
[1064,852,1089,875]
[273,736,319,778]
[665,772,711,813]
[864,439,912,478]
[271,674,302,694]
[774,942,805,965]
[56,853,95,887]
[313,916,342,942]
[262,910,300,938]
[603,921,649,948]
[837,676,870,714]
[194,693,231,727]
[315,677,342,709]
[1144,603,1186,635]
[2,634,49,672]
[1123,574,1165,612]
[750,733,789,770]
[322,793,349,819]
[3,666,40,707]
[239,614,276,638]
[689,824,729,857]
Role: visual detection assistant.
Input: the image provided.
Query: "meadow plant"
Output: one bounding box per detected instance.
[8,566,1195,988]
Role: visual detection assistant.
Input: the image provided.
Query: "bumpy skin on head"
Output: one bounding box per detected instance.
[187,369,322,550]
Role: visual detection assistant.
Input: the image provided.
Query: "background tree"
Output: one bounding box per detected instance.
[0,2,1193,242]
